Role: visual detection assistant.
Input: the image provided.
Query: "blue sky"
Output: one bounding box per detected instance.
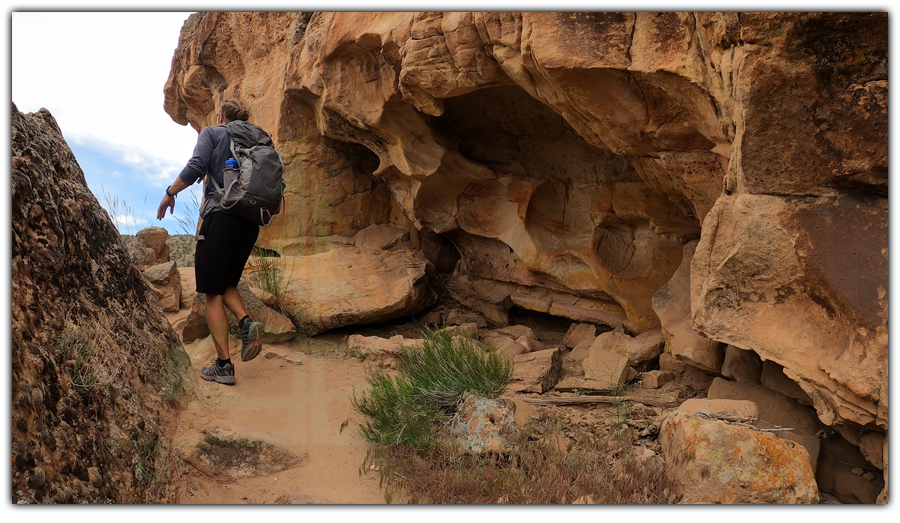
[12,11,202,235]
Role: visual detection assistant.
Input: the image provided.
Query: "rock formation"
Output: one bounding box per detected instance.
[11,103,193,503]
[163,12,888,502]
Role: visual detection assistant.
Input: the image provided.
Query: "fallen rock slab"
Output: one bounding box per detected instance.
[641,370,674,389]
[507,347,562,393]
[677,398,759,422]
[563,323,597,349]
[582,345,629,391]
[586,328,664,372]
[659,411,819,504]
[281,248,435,335]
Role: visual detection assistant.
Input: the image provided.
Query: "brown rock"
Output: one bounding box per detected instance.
[136,226,170,265]
[584,328,663,372]
[659,411,819,504]
[353,223,412,251]
[568,336,597,362]
[760,360,813,407]
[449,395,517,454]
[708,378,823,436]
[582,346,629,392]
[721,345,762,384]
[143,261,182,313]
[444,309,487,328]
[652,240,724,373]
[507,348,562,394]
[641,370,674,389]
[693,194,887,431]
[281,248,435,335]
[562,323,597,349]
[858,431,885,470]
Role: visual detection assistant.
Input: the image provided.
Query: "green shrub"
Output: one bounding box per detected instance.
[352,328,511,449]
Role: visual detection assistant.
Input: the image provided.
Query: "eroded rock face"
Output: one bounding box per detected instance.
[163,12,887,496]
[11,104,192,504]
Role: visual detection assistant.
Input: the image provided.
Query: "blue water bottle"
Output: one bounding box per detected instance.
[222,158,240,206]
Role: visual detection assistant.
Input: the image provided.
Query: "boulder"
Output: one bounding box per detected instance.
[481,325,543,359]
[449,395,518,454]
[707,378,823,436]
[182,281,297,343]
[651,240,724,373]
[582,346,629,391]
[562,323,597,349]
[659,411,819,504]
[641,370,674,389]
[692,193,887,431]
[584,328,663,372]
[507,348,562,394]
[444,309,487,328]
[721,345,762,384]
[136,226,170,265]
[568,335,597,362]
[280,248,435,335]
[143,261,182,313]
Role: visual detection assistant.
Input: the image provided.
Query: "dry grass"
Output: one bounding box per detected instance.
[363,410,674,505]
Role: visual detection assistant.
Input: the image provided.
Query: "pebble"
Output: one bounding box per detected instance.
[31,466,46,487]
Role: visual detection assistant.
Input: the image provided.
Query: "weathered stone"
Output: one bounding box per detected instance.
[677,399,759,422]
[568,336,597,362]
[249,287,276,307]
[280,248,435,335]
[555,376,622,393]
[584,328,663,372]
[760,360,813,407]
[658,352,686,375]
[143,261,182,313]
[507,348,562,393]
[562,323,597,349]
[721,345,762,384]
[858,431,885,470]
[659,411,819,504]
[652,240,724,373]
[693,194,887,431]
[12,105,190,504]
[136,226,170,265]
[641,370,674,389]
[482,334,527,359]
[436,323,479,339]
[449,395,517,454]
[353,223,412,251]
[582,346,629,391]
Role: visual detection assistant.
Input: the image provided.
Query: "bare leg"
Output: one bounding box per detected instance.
[206,293,231,360]
[222,286,248,320]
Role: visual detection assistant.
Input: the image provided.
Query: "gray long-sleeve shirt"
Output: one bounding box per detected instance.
[177,125,231,189]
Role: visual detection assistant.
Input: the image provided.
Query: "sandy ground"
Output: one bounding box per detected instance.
[172,331,393,505]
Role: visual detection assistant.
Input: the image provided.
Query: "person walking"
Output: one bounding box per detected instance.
[157,98,265,385]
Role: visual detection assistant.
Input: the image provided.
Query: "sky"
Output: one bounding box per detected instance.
[2,2,897,521]
[12,11,201,235]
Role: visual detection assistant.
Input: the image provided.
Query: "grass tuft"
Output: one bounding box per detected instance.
[352,327,511,450]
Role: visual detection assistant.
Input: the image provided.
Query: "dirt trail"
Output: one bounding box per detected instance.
[173,334,391,504]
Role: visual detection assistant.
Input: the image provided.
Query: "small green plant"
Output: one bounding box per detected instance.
[351,328,511,449]
[249,237,292,315]
[173,189,202,237]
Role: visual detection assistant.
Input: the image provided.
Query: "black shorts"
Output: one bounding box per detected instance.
[194,211,260,295]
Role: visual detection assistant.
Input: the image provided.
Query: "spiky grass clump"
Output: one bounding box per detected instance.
[352,328,512,450]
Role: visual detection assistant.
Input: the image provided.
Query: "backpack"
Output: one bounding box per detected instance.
[208,120,285,226]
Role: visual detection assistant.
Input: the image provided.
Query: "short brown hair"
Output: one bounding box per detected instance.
[220,98,250,121]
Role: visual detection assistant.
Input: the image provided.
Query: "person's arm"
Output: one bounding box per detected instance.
[157,127,214,220]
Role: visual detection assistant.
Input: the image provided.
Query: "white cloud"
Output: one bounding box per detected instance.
[12,12,199,187]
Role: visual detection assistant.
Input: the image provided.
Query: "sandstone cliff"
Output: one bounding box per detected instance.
[163,12,887,501]
[11,104,193,503]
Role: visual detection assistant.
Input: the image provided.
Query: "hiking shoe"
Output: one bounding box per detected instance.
[201,360,235,385]
[240,319,264,362]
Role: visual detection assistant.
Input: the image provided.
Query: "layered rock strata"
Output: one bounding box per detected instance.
[163,11,888,499]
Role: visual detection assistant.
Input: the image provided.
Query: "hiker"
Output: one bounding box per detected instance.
[156,98,266,385]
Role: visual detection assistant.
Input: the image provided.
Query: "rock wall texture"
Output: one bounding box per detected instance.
[163,11,887,499]
[11,104,193,503]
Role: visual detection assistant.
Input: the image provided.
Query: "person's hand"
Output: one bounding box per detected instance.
[157,194,175,220]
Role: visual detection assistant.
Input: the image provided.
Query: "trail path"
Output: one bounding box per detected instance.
[173,333,391,504]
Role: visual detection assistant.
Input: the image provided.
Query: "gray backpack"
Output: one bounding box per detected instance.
[209,120,285,226]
